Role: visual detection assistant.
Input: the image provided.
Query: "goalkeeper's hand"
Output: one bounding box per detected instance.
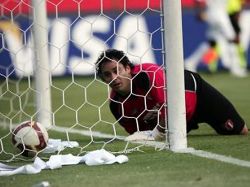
[125,128,165,142]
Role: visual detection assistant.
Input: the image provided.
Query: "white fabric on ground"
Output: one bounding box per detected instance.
[42,138,79,153]
[0,149,128,176]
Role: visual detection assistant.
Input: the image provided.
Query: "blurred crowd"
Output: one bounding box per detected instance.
[185,0,250,77]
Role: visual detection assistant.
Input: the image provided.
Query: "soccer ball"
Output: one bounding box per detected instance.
[12,121,49,157]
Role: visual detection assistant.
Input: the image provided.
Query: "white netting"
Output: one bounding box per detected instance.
[0,0,166,162]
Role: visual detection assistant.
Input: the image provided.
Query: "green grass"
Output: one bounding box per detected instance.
[0,72,250,187]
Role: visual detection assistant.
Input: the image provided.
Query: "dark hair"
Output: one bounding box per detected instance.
[95,49,134,77]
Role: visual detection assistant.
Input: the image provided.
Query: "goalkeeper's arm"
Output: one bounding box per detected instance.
[125,119,166,142]
[152,122,166,141]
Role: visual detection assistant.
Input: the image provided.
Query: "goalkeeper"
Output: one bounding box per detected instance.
[95,49,248,141]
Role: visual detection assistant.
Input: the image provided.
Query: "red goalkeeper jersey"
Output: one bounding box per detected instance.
[109,63,197,134]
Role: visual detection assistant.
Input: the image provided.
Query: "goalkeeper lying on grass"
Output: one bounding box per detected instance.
[95,49,248,141]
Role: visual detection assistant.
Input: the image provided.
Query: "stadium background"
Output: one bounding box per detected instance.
[0,0,249,77]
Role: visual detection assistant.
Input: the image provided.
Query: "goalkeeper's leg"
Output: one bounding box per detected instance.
[191,72,247,135]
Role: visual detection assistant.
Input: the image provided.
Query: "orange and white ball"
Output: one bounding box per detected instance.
[12,121,49,157]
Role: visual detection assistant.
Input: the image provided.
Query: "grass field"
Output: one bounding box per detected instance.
[0,72,250,187]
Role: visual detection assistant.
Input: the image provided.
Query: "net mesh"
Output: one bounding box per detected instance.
[0,0,166,162]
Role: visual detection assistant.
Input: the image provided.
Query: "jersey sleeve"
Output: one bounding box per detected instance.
[145,65,167,122]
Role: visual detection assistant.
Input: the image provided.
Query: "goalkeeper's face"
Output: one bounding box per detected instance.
[101,60,132,95]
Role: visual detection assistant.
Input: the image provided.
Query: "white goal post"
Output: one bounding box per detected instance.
[163,0,187,150]
[32,0,52,128]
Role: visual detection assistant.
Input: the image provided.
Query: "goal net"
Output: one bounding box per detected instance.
[0,0,186,162]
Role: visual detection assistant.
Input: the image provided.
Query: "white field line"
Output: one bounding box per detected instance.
[51,126,250,168]
[188,149,250,167]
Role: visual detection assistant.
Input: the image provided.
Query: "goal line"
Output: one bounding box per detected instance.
[51,125,250,168]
